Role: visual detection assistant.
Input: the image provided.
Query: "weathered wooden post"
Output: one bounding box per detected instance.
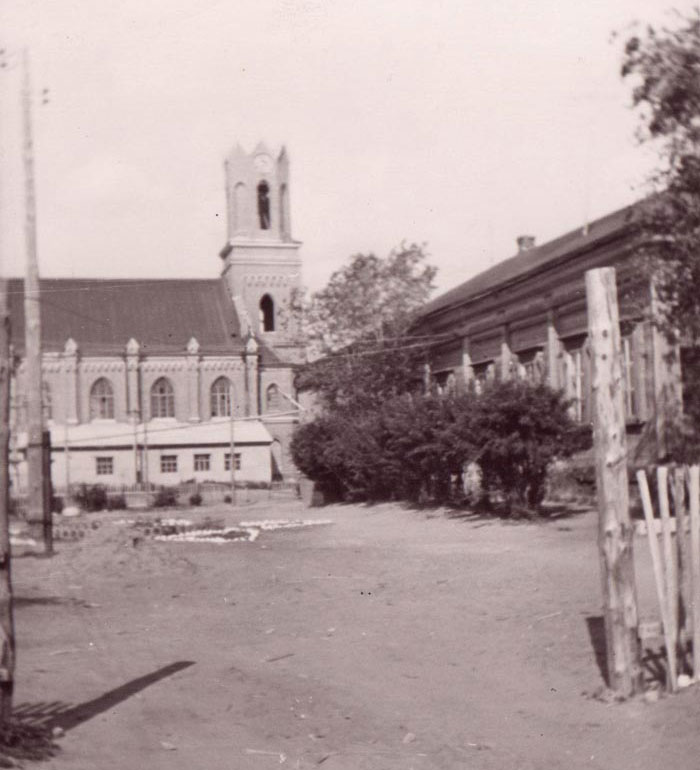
[0,278,16,721]
[586,267,642,695]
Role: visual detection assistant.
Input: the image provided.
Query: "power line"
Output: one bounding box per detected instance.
[18,409,302,449]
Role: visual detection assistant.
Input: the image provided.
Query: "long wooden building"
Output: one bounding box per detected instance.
[411,204,682,463]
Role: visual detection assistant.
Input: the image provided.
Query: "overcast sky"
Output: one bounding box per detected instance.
[0,0,693,297]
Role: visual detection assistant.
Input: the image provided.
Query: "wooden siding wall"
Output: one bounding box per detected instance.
[413,232,673,450]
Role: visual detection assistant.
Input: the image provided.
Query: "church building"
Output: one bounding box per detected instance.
[10,142,304,493]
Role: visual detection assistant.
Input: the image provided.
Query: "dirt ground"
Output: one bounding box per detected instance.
[8,497,700,769]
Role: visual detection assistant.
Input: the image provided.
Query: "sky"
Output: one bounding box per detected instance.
[0,0,694,298]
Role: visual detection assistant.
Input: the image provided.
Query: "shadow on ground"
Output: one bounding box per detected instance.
[13,661,195,732]
[585,616,609,687]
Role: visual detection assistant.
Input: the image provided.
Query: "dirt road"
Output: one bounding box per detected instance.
[10,500,700,769]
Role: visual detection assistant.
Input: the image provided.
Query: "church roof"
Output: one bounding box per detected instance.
[8,277,243,356]
[418,204,637,321]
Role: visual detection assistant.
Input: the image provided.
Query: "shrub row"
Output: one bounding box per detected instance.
[291,380,589,513]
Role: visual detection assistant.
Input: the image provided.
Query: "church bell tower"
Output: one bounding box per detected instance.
[220,142,302,361]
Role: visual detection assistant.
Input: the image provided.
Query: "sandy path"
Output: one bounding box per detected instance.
[9,500,700,769]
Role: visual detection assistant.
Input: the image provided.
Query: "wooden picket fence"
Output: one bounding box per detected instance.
[636,465,700,692]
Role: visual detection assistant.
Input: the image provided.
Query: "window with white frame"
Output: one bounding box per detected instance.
[517,350,544,384]
[151,378,175,418]
[472,363,492,395]
[90,378,115,420]
[224,452,241,471]
[160,455,178,473]
[194,454,210,472]
[210,377,232,417]
[96,456,113,475]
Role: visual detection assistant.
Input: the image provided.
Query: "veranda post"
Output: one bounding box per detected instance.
[585,267,642,695]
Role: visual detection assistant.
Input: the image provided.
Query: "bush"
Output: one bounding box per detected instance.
[223,494,232,503]
[107,494,127,511]
[471,380,579,512]
[74,484,108,512]
[153,487,179,508]
[51,495,64,514]
[189,492,203,506]
[291,379,577,513]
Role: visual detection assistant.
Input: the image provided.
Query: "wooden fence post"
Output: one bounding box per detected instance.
[586,267,643,695]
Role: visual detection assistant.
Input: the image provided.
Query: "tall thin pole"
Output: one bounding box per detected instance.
[21,49,49,551]
[0,64,17,720]
[63,420,70,496]
[0,277,16,722]
[143,419,149,492]
[229,383,236,505]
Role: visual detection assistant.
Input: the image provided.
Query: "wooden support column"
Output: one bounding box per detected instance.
[500,325,512,380]
[546,311,561,389]
[632,322,649,422]
[586,267,642,696]
[461,337,473,387]
[649,285,683,460]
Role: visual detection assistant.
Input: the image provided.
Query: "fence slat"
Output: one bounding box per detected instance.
[672,467,690,672]
[657,466,678,691]
[637,469,676,690]
[689,466,700,682]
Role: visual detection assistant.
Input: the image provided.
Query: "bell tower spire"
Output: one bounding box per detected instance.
[220,142,302,362]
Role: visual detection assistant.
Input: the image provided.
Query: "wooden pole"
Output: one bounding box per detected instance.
[21,49,49,552]
[657,466,678,691]
[0,51,17,721]
[586,267,642,695]
[689,466,700,680]
[0,278,16,722]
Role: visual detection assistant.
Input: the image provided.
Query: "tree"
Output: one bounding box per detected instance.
[305,243,436,354]
[621,10,700,343]
[621,10,700,456]
[297,243,437,414]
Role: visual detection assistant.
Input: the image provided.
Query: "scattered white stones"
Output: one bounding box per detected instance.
[239,519,333,531]
[128,517,335,544]
[154,527,251,544]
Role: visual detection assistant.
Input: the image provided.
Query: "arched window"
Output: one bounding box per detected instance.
[260,294,275,332]
[42,381,52,421]
[210,377,233,417]
[90,378,114,420]
[257,181,270,230]
[266,384,282,413]
[150,377,175,419]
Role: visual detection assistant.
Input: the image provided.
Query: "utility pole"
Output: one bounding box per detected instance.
[585,267,642,696]
[229,382,236,506]
[0,47,17,720]
[0,277,15,723]
[22,49,51,552]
